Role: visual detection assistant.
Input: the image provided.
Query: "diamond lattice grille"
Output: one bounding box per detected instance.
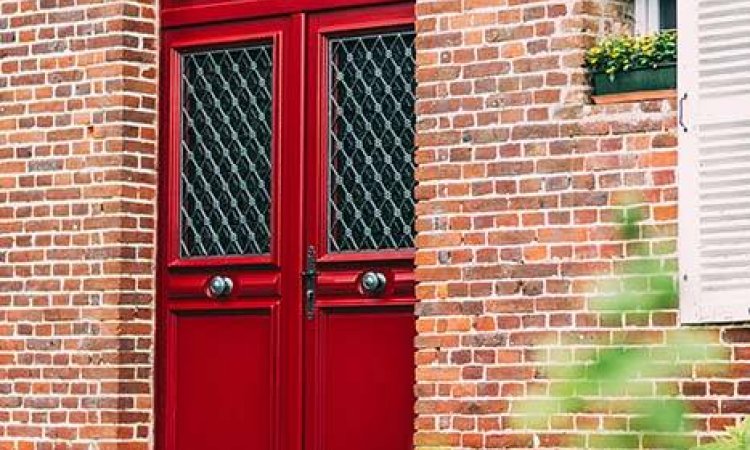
[328,30,416,253]
[180,43,273,258]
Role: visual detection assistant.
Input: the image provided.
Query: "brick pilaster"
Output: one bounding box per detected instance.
[0,0,157,447]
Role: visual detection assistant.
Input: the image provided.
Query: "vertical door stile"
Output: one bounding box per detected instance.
[279,14,306,450]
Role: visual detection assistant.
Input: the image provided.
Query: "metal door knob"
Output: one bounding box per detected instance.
[208,275,233,298]
[361,271,387,295]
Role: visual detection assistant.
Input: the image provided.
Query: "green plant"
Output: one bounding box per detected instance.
[694,418,750,450]
[585,31,677,80]
[512,203,725,449]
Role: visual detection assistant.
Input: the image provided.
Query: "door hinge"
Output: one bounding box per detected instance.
[302,245,317,320]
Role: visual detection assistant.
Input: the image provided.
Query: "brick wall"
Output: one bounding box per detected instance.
[0,0,157,448]
[414,0,749,448]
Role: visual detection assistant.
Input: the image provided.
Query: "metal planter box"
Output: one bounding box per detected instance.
[592,63,677,96]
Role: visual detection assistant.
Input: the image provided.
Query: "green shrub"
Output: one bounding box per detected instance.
[512,204,726,449]
[694,418,750,450]
[584,31,677,80]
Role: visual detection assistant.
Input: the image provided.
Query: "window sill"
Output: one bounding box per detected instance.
[591,89,676,105]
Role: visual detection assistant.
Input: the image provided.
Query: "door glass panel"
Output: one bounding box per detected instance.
[180,43,273,258]
[327,30,417,253]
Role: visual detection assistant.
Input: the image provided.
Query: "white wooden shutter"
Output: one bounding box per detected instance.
[679,0,750,323]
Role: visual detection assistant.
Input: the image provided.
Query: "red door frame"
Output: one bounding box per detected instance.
[157,3,415,450]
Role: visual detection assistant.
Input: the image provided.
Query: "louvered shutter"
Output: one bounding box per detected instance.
[679,0,750,323]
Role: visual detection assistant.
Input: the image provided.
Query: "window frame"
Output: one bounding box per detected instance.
[635,0,661,34]
[635,0,676,34]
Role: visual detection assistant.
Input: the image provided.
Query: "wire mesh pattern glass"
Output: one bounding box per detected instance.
[328,30,416,253]
[180,43,273,258]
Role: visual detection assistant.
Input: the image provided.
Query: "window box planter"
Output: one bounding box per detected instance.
[591,63,676,96]
[585,31,677,103]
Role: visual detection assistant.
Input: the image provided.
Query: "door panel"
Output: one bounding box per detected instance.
[179,43,274,259]
[173,309,273,450]
[318,307,416,450]
[326,30,417,254]
[306,4,417,263]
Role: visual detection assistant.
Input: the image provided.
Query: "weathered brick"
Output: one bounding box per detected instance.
[0,0,156,446]
[413,0,747,448]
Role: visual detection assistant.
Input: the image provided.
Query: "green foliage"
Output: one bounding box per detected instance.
[584,31,678,80]
[694,419,750,450]
[513,201,726,449]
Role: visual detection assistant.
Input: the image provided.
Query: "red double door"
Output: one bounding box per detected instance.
[157,4,416,450]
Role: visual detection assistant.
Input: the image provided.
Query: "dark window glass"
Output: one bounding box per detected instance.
[660,0,677,30]
[180,43,273,258]
[327,30,417,253]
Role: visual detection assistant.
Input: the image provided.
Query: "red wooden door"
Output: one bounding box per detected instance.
[303,6,417,450]
[158,5,415,450]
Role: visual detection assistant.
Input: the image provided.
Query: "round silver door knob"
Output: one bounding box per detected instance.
[208,276,233,298]
[361,271,387,295]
